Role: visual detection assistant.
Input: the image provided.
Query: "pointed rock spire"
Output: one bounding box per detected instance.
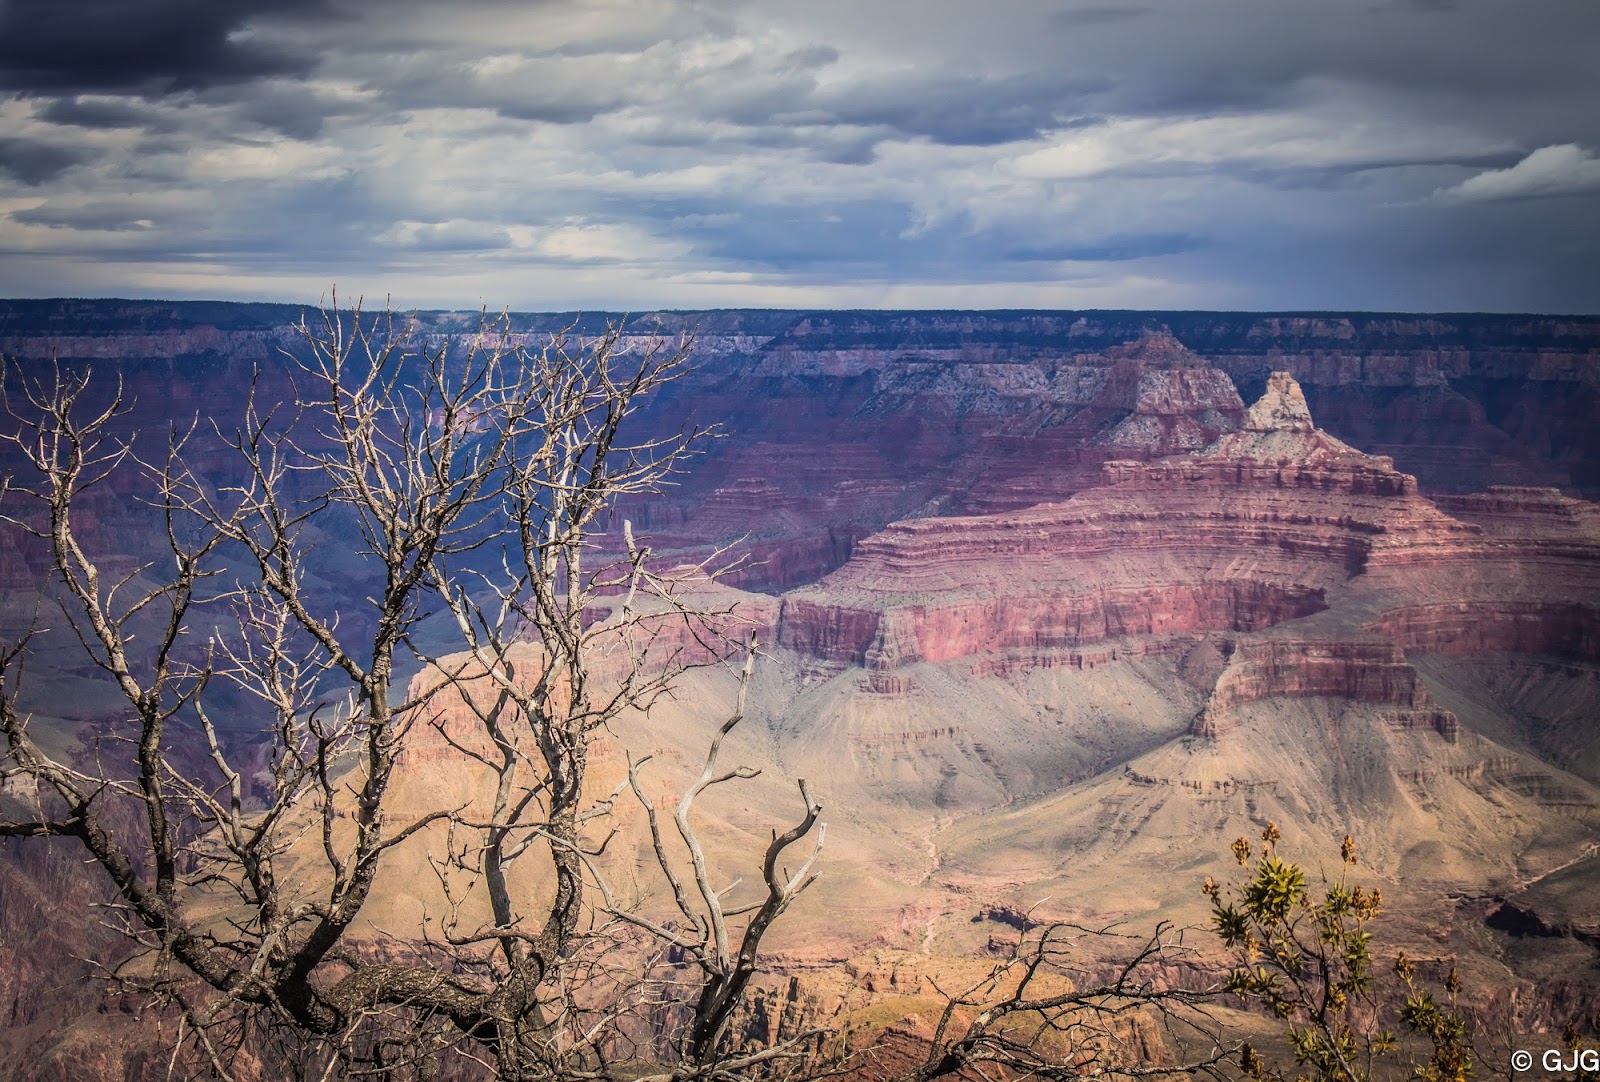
[1104,330,1194,366]
[1245,371,1315,432]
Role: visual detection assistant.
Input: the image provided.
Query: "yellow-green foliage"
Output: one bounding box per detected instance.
[1206,826,1472,1082]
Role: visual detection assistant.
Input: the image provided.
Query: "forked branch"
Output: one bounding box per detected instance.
[623,633,826,1064]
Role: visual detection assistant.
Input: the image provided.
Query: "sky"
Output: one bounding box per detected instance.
[0,0,1597,313]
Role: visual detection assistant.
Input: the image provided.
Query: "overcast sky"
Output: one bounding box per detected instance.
[0,0,1597,312]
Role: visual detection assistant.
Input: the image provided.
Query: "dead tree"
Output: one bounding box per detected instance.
[0,298,821,1080]
[614,634,825,1065]
[912,921,1234,1082]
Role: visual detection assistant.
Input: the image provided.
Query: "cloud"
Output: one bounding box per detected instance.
[1010,109,1513,182]
[38,97,174,131]
[0,0,333,97]
[809,71,1105,147]
[533,222,693,264]
[376,218,513,252]
[1432,144,1600,203]
[379,50,640,125]
[207,81,374,140]
[11,199,161,232]
[0,136,96,184]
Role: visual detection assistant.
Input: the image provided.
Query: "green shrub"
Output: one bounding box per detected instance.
[1206,826,1472,1082]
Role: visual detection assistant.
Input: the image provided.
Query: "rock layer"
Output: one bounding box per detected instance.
[778,374,1485,678]
[1193,637,1459,741]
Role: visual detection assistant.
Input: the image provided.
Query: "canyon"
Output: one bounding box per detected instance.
[0,301,1598,1075]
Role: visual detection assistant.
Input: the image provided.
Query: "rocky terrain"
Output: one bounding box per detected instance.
[0,301,1597,1074]
[729,370,1600,931]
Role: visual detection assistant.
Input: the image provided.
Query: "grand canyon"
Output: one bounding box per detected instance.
[2,301,1598,1077]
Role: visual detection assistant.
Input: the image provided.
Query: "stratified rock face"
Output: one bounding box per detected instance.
[777,374,1479,676]
[624,316,1599,575]
[1244,371,1315,432]
[770,371,1600,834]
[621,328,1253,572]
[1368,602,1600,659]
[1093,334,1246,453]
[1180,371,1392,471]
[1430,486,1600,538]
[1193,637,1459,741]
[780,582,1329,669]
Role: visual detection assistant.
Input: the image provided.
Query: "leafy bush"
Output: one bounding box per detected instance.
[1206,826,1472,1082]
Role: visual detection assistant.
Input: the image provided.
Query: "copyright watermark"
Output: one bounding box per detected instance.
[1511,1046,1600,1074]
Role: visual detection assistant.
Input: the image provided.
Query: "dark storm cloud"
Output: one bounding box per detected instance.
[1230,145,1525,191]
[378,50,636,125]
[372,33,1090,148]
[415,40,838,129]
[205,81,369,139]
[12,201,158,231]
[0,136,96,184]
[1211,184,1600,313]
[0,0,332,96]
[39,97,176,131]
[810,71,1107,147]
